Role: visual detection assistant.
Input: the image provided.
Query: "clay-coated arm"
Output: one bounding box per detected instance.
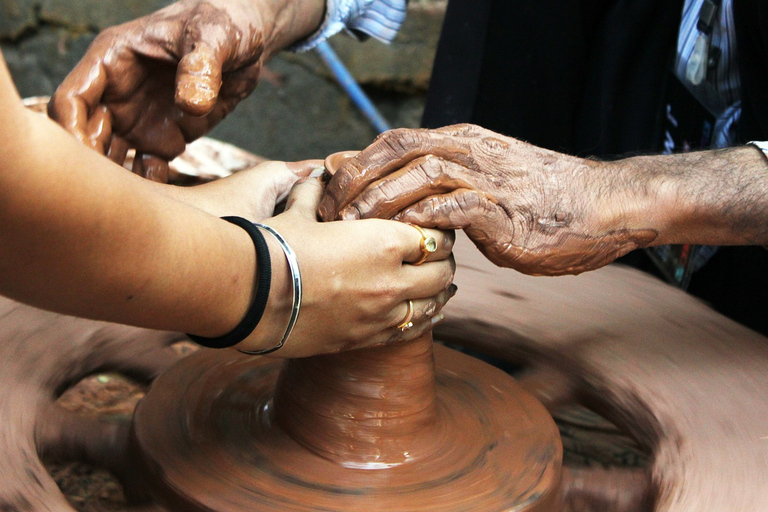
[318,124,768,276]
[48,0,325,182]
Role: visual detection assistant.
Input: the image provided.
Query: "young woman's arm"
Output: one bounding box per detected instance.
[0,53,456,357]
[0,53,254,338]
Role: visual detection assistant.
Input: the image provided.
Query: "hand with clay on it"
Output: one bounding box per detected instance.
[318,124,659,276]
[235,177,457,358]
[48,0,324,183]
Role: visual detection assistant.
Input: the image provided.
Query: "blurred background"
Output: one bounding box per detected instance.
[0,0,447,160]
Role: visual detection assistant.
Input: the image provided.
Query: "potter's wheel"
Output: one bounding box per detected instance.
[4,116,768,511]
[131,337,561,511]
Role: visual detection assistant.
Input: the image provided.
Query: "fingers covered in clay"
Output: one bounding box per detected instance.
[394,189,518,267]
[132,152,170,183]
[319,124,662,275]
[175,42,224,117]
[319,125,482,219]
[47,1,272,182]
[338,155,489,221]
[47,48,110,150]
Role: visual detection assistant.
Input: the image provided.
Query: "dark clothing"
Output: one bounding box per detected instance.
[735,0,768,142]
[423,0,768,335]
[423,0,683,157]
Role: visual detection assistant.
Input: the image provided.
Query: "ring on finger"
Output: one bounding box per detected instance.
[409,224,438,265]
[396,299,415,331]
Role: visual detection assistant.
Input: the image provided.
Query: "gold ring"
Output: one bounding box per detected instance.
[409,224,438,266]
[396,300,415,331]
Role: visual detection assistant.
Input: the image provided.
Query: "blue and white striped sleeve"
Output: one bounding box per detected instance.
[748,141,768,161]
[291,0,408,52]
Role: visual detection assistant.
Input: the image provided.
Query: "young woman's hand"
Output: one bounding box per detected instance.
[160,159,324,222]
[236,178,457,357]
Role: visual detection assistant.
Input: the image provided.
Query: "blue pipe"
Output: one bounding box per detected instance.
[315,40,392,134]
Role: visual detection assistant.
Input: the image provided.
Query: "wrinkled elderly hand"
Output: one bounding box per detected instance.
[319,124,658,276]
[48,0,322,182]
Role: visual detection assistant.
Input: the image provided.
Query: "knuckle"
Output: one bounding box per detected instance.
[358,297,388,322]
[380,128,428,155]
[414,155,447,182]
[439,230,456,252]
[480,136,511,153]
[376,222,407,258]
[348,188,384,215]
[445,123,476,136]
[379,283,404,306]
[454,189,485,212]
[380,236,404,262]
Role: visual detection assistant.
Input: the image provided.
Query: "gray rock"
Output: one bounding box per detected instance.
[2,29,95,97]
[209,56,426,161]
[0,0,37,40]
[39,0,173,31]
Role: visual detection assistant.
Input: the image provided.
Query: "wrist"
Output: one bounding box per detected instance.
[614,148,768,246]
[236,223,300,355]
[597,157,668,244]
[234,223,294,354]
[261,0,326,56]
[188,218,271,345]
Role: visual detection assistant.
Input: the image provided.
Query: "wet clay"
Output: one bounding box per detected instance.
[129,151,563,511]
[132,336,562,511]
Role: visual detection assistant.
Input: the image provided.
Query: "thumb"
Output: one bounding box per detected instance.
[175,42,223,117]
[283,178,324,221]
[287,159,325,179]
[245,160,324,205]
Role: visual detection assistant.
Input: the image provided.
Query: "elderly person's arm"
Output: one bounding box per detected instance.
[319,124,768,276]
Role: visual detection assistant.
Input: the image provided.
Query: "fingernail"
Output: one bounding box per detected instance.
[341,206,361,221]
[317,201,329,219]
[309,167,325,179]
[431,313,445,326]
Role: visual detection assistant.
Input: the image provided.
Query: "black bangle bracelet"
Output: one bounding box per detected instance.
[187,216,271,349]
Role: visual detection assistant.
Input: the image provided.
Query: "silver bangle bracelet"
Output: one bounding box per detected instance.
[238,223,302,355]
